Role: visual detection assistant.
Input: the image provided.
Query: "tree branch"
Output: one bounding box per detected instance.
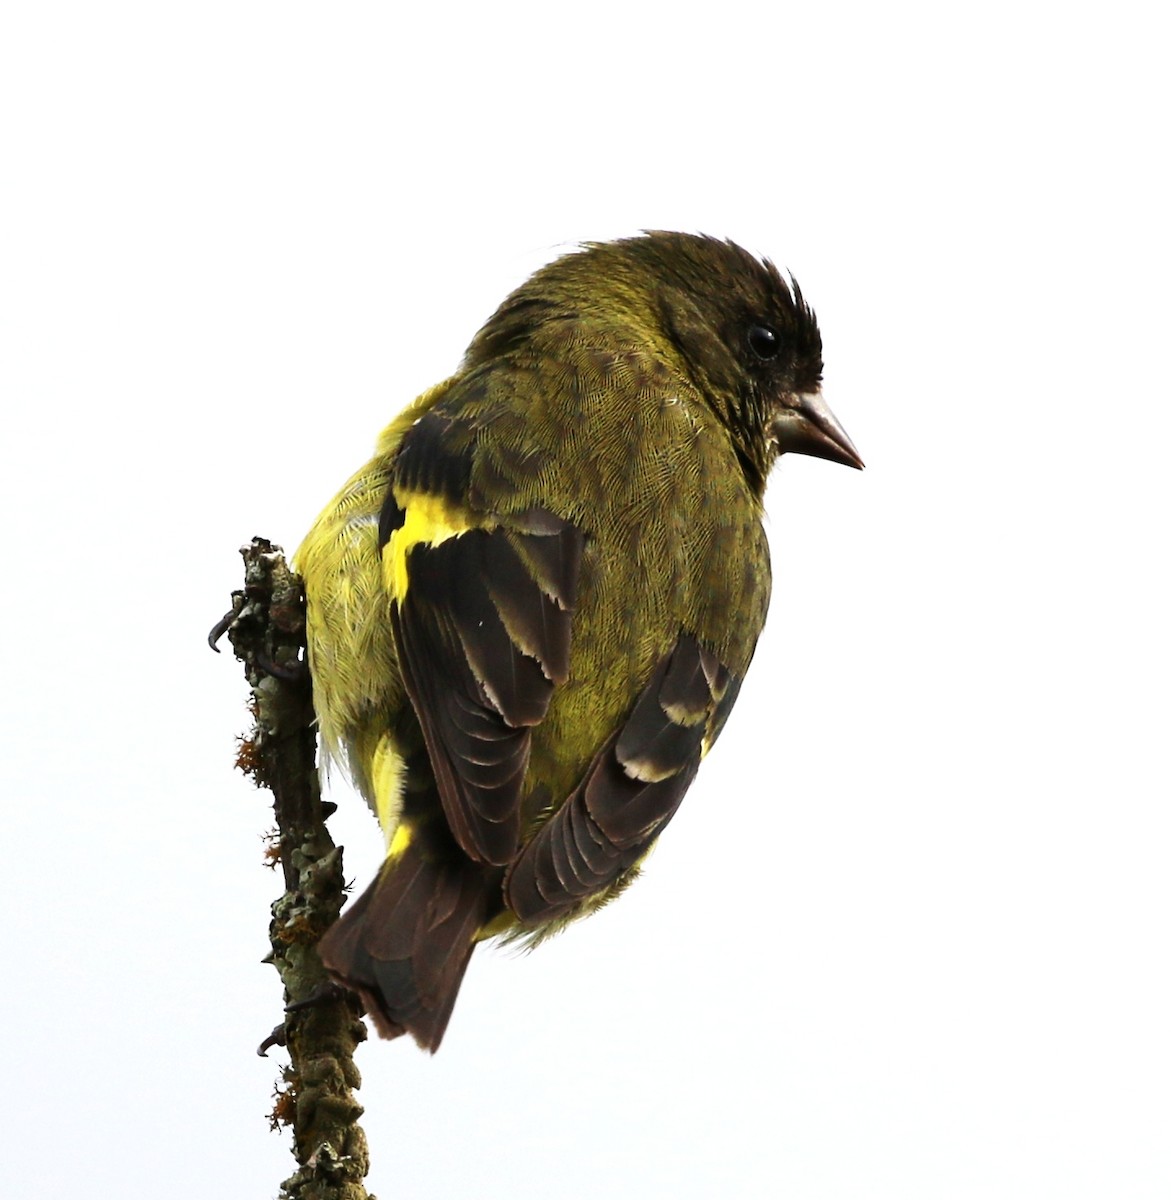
[215,536,373,1200]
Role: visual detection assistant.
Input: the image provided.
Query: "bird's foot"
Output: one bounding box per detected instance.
[256,982,363,1056]
[285,979,362,1016]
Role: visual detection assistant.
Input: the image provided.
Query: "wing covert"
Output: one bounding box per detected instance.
[381,419,583,867]
[505,632,741,922]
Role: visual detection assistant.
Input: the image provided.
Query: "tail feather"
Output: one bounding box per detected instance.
[318,828,495,1051]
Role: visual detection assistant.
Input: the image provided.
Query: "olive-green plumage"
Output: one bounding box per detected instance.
[297,232,861,1050]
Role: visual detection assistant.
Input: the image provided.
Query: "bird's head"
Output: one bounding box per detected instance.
[612,232,863,494]
[467,232,862,496]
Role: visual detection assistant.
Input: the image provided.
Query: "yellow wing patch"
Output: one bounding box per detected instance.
[382,489,472,600]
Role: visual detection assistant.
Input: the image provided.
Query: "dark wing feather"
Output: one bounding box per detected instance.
[392,409,476,501]
[506,633,740,923]
[391,516,583,867]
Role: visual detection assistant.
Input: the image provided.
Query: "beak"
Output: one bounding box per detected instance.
[770,391,864,470]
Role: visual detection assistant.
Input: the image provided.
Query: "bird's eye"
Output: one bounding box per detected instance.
[747,324,780,360]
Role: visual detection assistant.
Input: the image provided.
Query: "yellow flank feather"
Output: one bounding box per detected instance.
[382,489,471,600]
[386,818,414,862]
[296,466,395,764]
[370,735,406,843]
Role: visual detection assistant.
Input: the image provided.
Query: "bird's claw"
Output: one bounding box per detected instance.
[257,1022,287,1057]
[254,648,310,684]
[208,607,237,652]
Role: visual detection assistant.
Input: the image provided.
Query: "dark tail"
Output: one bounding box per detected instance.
[318,825,497,1052]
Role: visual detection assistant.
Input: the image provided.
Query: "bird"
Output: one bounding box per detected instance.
[295,231,862,1051]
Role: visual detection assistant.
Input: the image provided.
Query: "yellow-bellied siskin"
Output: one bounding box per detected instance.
[297,232,862,1050]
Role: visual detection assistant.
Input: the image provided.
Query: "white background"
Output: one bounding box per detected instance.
[3,4,1167,1197]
